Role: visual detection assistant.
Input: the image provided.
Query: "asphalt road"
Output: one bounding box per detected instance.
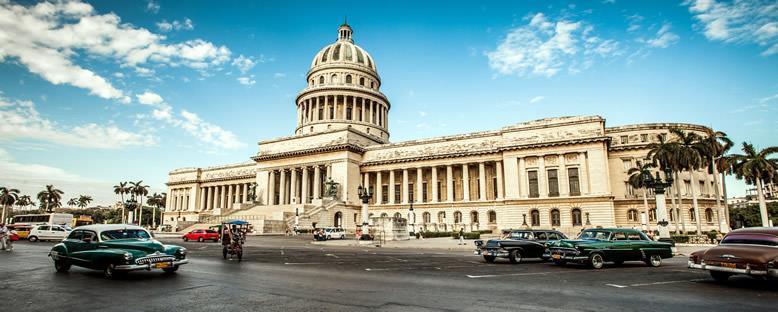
[1,236,776,312]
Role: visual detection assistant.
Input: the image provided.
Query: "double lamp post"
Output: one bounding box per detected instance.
[642,167,674,243]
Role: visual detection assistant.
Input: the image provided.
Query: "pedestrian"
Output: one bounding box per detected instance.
[458,227,465,245]
[0,223,9,251]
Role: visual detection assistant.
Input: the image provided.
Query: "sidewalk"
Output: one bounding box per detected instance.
[311,237,477,250]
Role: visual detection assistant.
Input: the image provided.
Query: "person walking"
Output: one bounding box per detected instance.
[0,223,10,251]
[458,227,465,245]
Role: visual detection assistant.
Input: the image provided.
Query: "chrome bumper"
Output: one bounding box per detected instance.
[115,259,189,271]
[688,261,778,277]
[549,249,588,261]
[474,249,509,257]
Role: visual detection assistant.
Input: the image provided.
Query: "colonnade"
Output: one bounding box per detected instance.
[198,182,253,211]
[297,94,387,129]
[267,164,331,205]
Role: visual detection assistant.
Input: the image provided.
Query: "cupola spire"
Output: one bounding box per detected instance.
[338,19,353,42]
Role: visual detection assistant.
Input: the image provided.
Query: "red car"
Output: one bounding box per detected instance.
[182,229,219,242]
[9,233,19,241]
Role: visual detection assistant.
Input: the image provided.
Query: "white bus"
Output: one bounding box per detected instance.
[11,213,74,227]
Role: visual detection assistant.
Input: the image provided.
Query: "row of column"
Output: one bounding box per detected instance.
[267,164,332,205]
[168,188,190,211]
[198,183,252,211]
[298,94,387,128]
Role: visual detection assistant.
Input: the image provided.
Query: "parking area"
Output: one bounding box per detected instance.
[1,236,776,312]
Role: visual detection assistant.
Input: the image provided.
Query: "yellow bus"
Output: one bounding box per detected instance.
[72,215,94,227]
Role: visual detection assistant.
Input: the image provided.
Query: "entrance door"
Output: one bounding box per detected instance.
[334,212,342,228]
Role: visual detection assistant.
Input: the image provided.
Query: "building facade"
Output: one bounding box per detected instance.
[163,24,727,236]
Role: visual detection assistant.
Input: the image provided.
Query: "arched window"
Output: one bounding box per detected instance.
[470,211,479,224]
[705,208,714,223]
[380,212,388,218]
[371,81,375,89]
[551,209,561,226]
[309,79,313,86]
[669,208,675,221]
[530,210,540,227]
[332,44,341,61]
[488,211,497,224]
[437,211,446,223]
[346,75,352,84]
[319,76,324,84]
[334,211,342,228]
[572,209,582,226]
[649,209,657,222]
[689,209,696,222]
[359,77,365,86]
[393,212,402,220]
[331,74,338,84]
[454,211,462,223]
[423,212,431,223]
[627,209,638,222]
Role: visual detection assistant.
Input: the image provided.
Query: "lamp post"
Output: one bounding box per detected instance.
[643,167,674,242]
[408,196,415,237]
[358,185,372,240]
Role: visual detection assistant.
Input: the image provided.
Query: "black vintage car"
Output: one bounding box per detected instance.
[474,230,568,263]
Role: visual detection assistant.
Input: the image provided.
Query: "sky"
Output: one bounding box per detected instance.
[0,0,776,206]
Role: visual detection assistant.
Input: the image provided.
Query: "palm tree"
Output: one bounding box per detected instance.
[77,195,93,208]
[730,142,778,227]
[146,192,166,229]
[701,131,733,232]
[67,198,78,208]
[670,128,707,235]
[114,182,129,223]
[647,134,683,233]
[130,181,149,226]
[37,185,64,213]
[16,195,32,212]
[716,155,736,227]
[628,161,655,231]
[0,187,20,223]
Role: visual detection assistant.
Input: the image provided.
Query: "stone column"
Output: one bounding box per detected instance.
[301,167,309,204]
[341,96,347,120]
[359,98,364,122]
[219,185,226,209]
[268,171,276,205]
[402,169,409,204]
[279,169,287,205]
[242,183,248,203]
[416,167,423,203]
[389,170,396,204]
[478,162,487,201]
[200,187,207,211]
[325,95,330,120]
[326,165,332,180]
[211,186,217,210]
[313,166,321,199]
[496,161,504,200]
[290,168,298,204]
[431,166,439,203]
[376,171,383,205]
[352,96,357,121]
[227,184,233,209]
[579,152,589,194]
[446,165,454,202]
[519,157,527,198]
[363,172,369,189]
[538,156,547,198]
[462,164,470,201]
[559,154,569,196]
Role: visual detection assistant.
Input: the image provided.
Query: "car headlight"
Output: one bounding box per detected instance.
[123,252,133,261]
[178,248,187,258]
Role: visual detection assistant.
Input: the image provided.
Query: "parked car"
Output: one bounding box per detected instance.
[7,225,30,239]
[323,227,346,240]
[546,228,673,269]
[28,224,71,242]
[182,229,220,242]
[49,224,188,278]
[474,230,568,263]
[688,227,778,282]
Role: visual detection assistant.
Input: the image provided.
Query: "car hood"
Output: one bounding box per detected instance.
[703,245,778,264]
[99,239,166,254]
[551,239,606,248]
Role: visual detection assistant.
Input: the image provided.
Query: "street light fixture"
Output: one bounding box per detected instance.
[642,166,674,242]
[408,195,415,237]
[358,185,373,240]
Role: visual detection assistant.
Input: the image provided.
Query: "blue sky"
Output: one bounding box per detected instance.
[0,0,776,206]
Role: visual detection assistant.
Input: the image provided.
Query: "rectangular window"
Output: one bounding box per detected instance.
[394,184,401,203]
[625,182,634,197]
[346,106,352,120]
[381,185,388,203]
[528,171,539,198]
[547,169,559,197]
[568,168,580,196]
[622,159,632,170]
[621,135,629,144]
[408,183,414,202]
[492,176,499,199]
[699,181,706,195]
[684,180,692,195]
[437,181,442,201]
[641,133,648,142]
[422,182,428,202]
[329,107,334,119]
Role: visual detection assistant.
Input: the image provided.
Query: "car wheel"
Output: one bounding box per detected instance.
[54,259,70,272]
[646,254,662,267]
[104,263,123,279]
[183,237,189,242]
[483,255,496,263]
[588,253,605,269]
[28,236,38,242]
[163,265,180,274]
[710,271,731,282]
[508,250,522,264]
[326,235,331,240]
[198,237,204,242]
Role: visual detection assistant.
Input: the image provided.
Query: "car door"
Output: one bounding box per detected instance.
[529,231,548,257]
[36,225,51,239]
[627,232,649,259]
[51,226,67,240]
[607,231,633,261]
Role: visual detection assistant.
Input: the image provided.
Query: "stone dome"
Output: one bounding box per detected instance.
[309,23,377,72]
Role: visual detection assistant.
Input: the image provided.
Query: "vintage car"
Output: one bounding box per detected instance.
[474,230,567,263]
[49,224,188,278]
[546,228,673,269]
[688,227,778,282]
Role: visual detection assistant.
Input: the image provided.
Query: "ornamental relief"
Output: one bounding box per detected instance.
[365,138,501,162]
[544,155,558,166]
[168,172,198,183]
[260,136,348,155]
[500,128,601,147]
[525,157,538,167]
[202,167,256,180]
[565,153,579,164]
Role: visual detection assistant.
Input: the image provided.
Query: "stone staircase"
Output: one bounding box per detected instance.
[285,200,340,231]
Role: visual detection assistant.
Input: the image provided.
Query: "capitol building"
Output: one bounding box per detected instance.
[163,23,726,236]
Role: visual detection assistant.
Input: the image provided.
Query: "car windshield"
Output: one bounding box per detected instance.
[100,229,151,241]
[721,234,778,246]
[579,230,611,241]
[510,231,533,240]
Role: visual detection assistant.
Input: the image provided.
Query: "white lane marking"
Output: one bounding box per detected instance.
[284,262,325,265]
[628,279,707,287]
[365,268,390,271]
[466,270,595,279]
[325,253,340,258]
[606,284,628,288]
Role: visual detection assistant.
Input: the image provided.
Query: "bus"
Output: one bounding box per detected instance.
[11,213,74,227]
[71,215,94,227]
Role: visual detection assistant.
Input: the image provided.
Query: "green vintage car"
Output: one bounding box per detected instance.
[546,228,672,269]
[49,224,188,278]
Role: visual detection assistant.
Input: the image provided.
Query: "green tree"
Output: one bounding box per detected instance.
[730,142,778,227]
[15,195,32,212]
[729,202,778,228]
[700,131,733,231]
[628,160,655,231]
[0,187,20,222]
[114,181,129,223]
[146,192,166,229]
[130,181,149,226]
[77,195,93,208]
[647,134,684,233]
[37,185,64,213]
[669,128,708,235]
[67,198,78,207]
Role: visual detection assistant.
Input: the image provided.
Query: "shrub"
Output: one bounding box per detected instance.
[671,235,690,244]
[452,232,481,239]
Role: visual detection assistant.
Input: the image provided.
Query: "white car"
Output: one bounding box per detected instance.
[28,224,71,242]
[323,227,346,239]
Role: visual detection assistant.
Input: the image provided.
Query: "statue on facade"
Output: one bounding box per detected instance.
[324,178,339,198]
[247,182,257,203]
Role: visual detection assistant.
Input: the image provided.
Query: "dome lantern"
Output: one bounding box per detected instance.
[338,22,353,42]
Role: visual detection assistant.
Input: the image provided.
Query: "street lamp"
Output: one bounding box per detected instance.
[408,195,415,237]
[357,185,372,240]
[642,167,674,242]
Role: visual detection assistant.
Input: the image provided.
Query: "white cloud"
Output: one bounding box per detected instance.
[273,72,286,79]
[684,0,778,56]
[146,0,160,14]
[646,23,680,48]
[156,18,194,32]
[0,0,232,102]
[418,111,428,117]
[529,96,545,104]
[237,76,256,85]
[486,13,621,77]
[136,91,163,106]
[0,95,156,149]
[232,55,257,74]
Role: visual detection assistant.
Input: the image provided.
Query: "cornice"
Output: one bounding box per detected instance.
[252,143,366,161]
